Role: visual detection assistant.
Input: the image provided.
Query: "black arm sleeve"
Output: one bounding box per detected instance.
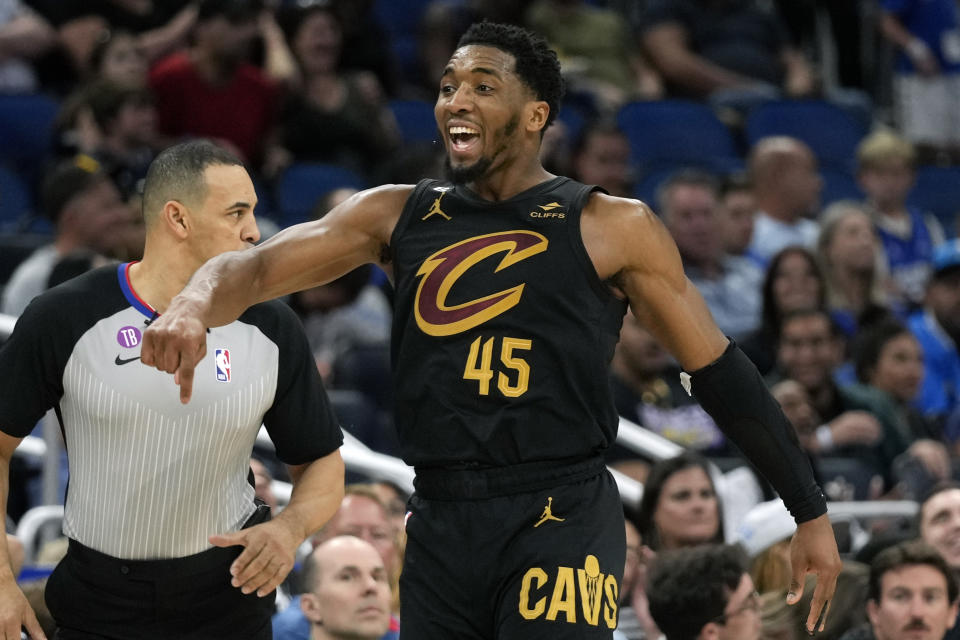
[689,339,827,523]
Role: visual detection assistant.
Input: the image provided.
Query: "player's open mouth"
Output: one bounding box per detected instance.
[449,125,480,155]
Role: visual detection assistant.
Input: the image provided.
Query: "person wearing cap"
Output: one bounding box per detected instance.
[907,239,960,427]
[1,158,138,317]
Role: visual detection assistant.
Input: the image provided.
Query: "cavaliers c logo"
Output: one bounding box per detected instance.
[414,231,548,336]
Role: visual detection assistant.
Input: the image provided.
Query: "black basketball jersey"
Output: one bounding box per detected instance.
[390,177,628,468]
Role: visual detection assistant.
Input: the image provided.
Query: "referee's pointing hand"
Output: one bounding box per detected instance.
[141,297,208,404]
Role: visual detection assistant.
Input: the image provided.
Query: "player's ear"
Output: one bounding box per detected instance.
[525,100,549,134]
[160,200,190,239]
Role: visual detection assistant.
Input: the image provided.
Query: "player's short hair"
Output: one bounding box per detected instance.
[141,139,243,226]
[648,544,747,640]
[456,22,564,131]
[857,129,916,172]
[868,540,958,604]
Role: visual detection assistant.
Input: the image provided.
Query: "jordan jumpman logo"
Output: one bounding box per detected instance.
[534,497,565,528]
[422,191,451,220]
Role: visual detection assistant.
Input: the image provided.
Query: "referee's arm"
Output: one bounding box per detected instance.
[0,430,46,639]
[209,448,345,598]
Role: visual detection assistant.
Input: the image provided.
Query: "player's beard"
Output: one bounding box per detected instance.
[444,116,518,185]
[444,155,492,185]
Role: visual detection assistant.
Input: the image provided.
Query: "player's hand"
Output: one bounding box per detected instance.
[786,513,841,635]
[0,577,45,640]
[209,520,300,598]
[140,298,207,404]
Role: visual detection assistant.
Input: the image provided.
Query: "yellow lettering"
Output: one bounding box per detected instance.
[577,569,604,626]
[519,568,548,620]
[602,574,619,629]
[546,567,577,623]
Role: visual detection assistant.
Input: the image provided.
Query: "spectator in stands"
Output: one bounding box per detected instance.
[639,0,815,112]
[609,309,725,455]
[741,247,826,376]
[88,29,149,88]
[907,240,960,427]
[857,130,945,308]
[773,308,906,494]
[268,1,399,179]
[854,321,952,499]
[635,451,723,552]
[839,540,959,640]
[816,201,896,341]
[526,0,662,109]
[658,168,763,340]
[1,158,139,316]
[298,536,392,640]
[648,544,761,640]
[616,518,660,640]
[0,0,56,93]
[273,485,401,640]
[878,0,960,163]
[918,483,960,588]
[149,0,280,164]
[72,80,159,201]
[719,171,760,266]
[748,137,823,263]
[569,121,634,198]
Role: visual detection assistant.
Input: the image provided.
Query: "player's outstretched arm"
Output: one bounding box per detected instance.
[0,431,46,640]
[583,194,841,632]
[141,185,412,403]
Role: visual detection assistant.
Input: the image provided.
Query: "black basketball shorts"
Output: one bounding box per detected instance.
[400,457,626,639]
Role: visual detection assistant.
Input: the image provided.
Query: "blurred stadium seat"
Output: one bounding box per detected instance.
[274,163,367,226]
[744,99,867,171]
[908,166,960,236]
[0,94,59,178]
[820,166,864,207]
[389,99,438,145]
[617,100,743,174]
[0,166,34,231]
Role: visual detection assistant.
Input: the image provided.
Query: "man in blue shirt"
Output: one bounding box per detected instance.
[908,240,960,428]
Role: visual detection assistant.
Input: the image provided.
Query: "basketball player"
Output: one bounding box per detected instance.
[0,140,344,639]
[141,23,840,639]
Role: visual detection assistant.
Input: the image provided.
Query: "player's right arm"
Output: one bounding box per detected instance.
[0,430,46,640]
[141,184,413,403]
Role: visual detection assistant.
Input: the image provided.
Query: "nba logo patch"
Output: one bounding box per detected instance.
[215,349,231,382]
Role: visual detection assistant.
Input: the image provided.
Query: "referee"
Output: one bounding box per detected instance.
[0,140,344,639]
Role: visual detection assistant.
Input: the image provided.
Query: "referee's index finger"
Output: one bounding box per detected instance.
[175,360,196,404]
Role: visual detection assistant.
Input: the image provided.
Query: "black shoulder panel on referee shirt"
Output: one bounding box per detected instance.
[0,266,126,437]
[240,300,343,465]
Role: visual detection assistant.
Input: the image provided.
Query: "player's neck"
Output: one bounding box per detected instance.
[466,160,554,202]
[127,250,196,314]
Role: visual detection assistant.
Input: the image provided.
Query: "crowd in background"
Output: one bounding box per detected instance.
[3,0,960,638]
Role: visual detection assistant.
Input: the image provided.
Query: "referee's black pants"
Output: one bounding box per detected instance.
[46,527,274,639]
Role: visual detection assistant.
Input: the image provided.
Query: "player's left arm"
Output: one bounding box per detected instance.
[583,193,841,633]
[210,449,345,597]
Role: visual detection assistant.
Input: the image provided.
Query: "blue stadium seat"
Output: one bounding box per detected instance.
[616,100,742,174]
[908,166,960,236]
[819,166,864,207]
[744,99,868,171]
[389,99,438,145]
[374,0,432,81]
[0,94,59,176]
[0,165,33,231]
[274,164,367,227]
